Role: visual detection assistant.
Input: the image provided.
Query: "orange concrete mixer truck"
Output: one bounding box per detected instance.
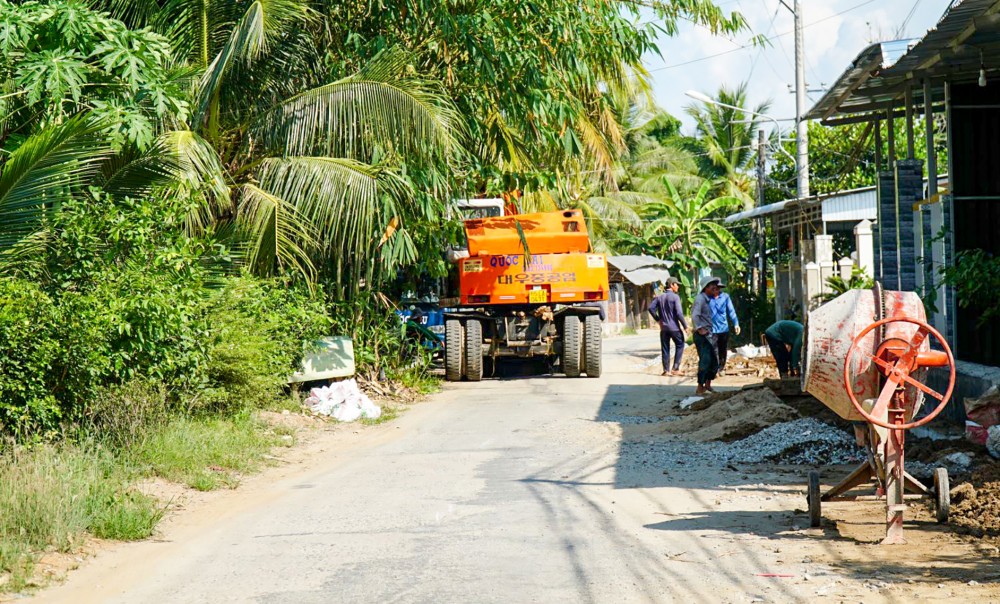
[443,208,609,381]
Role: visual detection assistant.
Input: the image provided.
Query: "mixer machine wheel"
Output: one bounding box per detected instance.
[934,467,950,523]
[843,316,956,431]
[807,471,822,528]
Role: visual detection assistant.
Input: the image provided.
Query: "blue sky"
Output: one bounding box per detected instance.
[646,0,950,134]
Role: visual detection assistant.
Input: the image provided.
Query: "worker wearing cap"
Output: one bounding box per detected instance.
[691,276,723,394]
[764,320,804,378]
[709,287,740,374]
[648,277,687,376]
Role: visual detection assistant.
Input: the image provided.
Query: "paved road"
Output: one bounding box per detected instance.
[34,334,1000,603]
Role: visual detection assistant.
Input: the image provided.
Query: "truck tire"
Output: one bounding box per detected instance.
[562,315,582,377]
[584,315,602,378]
[445,319,464,382]
[465,319,483,382]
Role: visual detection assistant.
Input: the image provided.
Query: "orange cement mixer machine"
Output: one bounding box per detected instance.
[802,283,956,544]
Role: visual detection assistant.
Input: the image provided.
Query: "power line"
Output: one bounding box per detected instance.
[898,0,923,37]
[747,0,782,82]
[649,0,877,72]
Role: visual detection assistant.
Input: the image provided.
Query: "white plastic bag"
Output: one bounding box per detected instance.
[306,379,380,422]
[736,344,767,359]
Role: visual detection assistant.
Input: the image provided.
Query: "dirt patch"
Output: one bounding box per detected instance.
[950,462,1000,539]
[662,388,799,442]
[676,348,778,379]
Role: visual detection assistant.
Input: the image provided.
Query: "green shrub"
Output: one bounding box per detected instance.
[940,249,1000,324]
[0,279,66,436]
[82,381,171,450]
[198,276,330,413]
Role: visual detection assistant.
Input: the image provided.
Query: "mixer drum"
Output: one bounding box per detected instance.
[802,288,930,422]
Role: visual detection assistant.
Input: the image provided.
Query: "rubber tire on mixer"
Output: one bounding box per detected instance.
[934,467,950,524]
[807,471,822,528]
[584,315,602,378]
[445,319,464,382]
[465,319,483,382]
[562,315,582,377]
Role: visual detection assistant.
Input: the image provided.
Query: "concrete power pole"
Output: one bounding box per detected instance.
[793,0,810,198]
[756,129,768,298]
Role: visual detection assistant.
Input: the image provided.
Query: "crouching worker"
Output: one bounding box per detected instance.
[764,320,803,378]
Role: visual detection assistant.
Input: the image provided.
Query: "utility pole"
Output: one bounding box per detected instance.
[756,129,768,298]
[793,0,809,198]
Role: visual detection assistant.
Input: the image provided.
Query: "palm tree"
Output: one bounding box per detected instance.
[612,178,745,298]
[90,1,463,297]
[685,82,771,211]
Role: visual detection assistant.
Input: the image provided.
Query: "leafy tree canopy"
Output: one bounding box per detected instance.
[766,118,949,203]
[0,0,188,150]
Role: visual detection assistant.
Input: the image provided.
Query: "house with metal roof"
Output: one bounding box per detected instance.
[803,0,1000,372]
[606,255,674,331]
[785,0,1000,407]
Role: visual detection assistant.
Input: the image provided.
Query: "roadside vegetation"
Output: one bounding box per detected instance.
[0,0,761,591]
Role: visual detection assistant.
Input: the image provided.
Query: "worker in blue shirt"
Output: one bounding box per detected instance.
[708,288,740,374]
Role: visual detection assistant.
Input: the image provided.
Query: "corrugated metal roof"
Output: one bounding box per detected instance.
[725,186,877,223]
[607,255,673,286]
[821,188,878,222]
[723,199,795,223]
[806,40,917,121]
[806,0,1000,122]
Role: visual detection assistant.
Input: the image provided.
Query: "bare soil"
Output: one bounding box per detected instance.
[951,464,1000,540]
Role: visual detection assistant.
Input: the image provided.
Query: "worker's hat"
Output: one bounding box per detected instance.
[698,276,725,291]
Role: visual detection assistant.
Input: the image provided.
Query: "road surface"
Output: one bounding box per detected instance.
[33,334,1000,603]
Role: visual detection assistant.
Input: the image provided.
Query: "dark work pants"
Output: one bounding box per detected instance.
[659,328,685,371]
[715,331,730,370]
[694,332,719,386]
[765,333,792,377]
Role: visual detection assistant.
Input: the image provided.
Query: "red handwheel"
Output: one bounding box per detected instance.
[843,317,956,431]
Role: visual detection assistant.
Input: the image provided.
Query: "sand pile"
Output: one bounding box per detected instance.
[663,387,798,442]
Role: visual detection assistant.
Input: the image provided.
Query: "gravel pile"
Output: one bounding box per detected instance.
[721,418,865,465]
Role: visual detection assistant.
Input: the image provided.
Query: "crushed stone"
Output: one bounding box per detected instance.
[719,418,865,466]
[617,418,865,469]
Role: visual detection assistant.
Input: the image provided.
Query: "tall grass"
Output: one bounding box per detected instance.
[131,413,287,491]
[0,445,162,590]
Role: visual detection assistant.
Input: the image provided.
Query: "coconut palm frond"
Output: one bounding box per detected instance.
[157,130,233,235]
[194,0,312,124]
[97,140,179,199]
[583,195,641,229]
[255,156,411,287]
[254,47,461,161]
[0,114,112,250]
[238,183,317,280]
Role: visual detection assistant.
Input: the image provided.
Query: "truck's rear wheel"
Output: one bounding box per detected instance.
[584,315,602,378]
[562,315,582,377]
[445,319,464,382]
[465,319,483,382]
